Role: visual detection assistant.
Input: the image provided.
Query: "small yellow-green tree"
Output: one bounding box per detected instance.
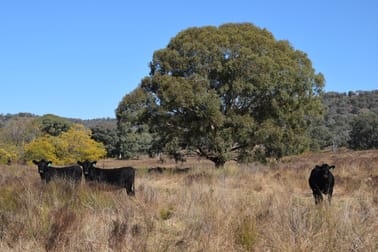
[24,135,58,163]
[0,146,18,164]
[60,124,106,163]
[24,124,106,164]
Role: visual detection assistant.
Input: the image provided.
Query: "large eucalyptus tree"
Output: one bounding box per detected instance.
[119,23,325,167]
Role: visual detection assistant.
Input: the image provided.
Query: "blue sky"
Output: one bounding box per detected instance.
[0,1,377,119]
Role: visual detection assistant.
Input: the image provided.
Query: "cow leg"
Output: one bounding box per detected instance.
[327,188,333,204]
[312,189,323,204]
[125,174,135,196]
[315,194,323,204]
[126,187,135,196]
[125,183,135,196]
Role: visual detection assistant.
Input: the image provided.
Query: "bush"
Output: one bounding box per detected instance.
[0,147,15,164]
[24,124,106,164]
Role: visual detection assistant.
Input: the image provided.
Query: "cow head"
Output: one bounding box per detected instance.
[77,160,97,177]
[33,159,52,175]
[316,163,335,179]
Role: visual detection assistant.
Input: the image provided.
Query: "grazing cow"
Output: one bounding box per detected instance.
[32,159,82,183]
[309,163,335,204]
[77,160,135,196]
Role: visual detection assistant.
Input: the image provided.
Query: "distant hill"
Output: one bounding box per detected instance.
[322,90,378,148]
[68,117,117,128]
[324,90,378,115]
[0,113,116,129]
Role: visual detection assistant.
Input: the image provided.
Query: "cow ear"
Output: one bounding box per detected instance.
[92,161,97,166]
[77,161,82,166]
[48,161,52,166]
[32,160,38,165]
[330,165,335,169]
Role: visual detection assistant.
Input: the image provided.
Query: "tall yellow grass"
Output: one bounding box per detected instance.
[0,150,377,251]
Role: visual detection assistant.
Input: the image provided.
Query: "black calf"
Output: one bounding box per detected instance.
[77,160,135,196]
[309,163,335,204]
[32,159,82,183]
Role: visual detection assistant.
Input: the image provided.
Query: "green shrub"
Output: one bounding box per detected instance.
[159,206,174,220]
[234,216,258,251]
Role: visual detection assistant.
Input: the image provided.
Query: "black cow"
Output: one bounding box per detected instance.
[77,160,135,196]
[309,163,335,204]
[32,159,82,183]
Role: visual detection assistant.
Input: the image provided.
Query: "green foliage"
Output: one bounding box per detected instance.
[38,114,72,136]
[348,111,378,150]
[308,124,333,151]
[118,123,152,159]
[24,124,106,164]
[121,23,325,165]
[234,216,258,251]
[90,124,118,158]
[0,146,17,164]
[321,90,378,149]
[116,88,154,159]
[159,205,174,220]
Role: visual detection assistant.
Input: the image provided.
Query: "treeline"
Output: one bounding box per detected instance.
[0,114,107,164]
[317,90,378,150]
[1,90,377,164]
[104,90,378,156]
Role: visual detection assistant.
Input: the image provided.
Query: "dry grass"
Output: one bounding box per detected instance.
[0,150,377,251]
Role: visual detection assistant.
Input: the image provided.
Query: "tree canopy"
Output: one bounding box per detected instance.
[118,23,325,167]
[321,91,378,150]
[38,114,72,136]
[348,110,378,150]
[116,88,154,159]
